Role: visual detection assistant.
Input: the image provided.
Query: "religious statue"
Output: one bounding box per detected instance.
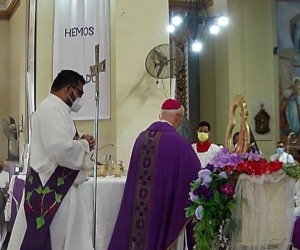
[291,13,300,54]
[283,76,300,134]
[225,95,250,154]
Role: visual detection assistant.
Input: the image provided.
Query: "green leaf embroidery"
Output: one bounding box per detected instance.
[26,191,32,201]
[42,186,51,195]
[36,216,45,230]
[57,178,64,186]
[28,176,33,185]
[55,193,62,203]
[35,186,42,194]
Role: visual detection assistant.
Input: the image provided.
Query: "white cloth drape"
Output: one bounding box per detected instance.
[229,170,295,250]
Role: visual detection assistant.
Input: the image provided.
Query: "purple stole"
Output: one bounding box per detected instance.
[129,130,161,249]
[10,177,25,227]
[20,131,80,250]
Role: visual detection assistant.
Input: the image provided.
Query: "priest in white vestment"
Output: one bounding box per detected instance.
[8,70,95,250]
[192,121,220,167]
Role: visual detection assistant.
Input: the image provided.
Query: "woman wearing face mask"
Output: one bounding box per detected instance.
[191,121,221,168]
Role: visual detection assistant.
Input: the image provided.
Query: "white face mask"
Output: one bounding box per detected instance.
[68,89,84,113]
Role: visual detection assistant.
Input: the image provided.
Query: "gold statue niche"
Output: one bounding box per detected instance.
[225,95,250,154]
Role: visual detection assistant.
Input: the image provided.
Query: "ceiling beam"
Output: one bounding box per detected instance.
[0,0,20,20]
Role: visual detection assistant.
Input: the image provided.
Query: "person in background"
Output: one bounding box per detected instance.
[192,121,220,167]
[0,161,9,244]
[270,141,294,164]
[0,162,9,194]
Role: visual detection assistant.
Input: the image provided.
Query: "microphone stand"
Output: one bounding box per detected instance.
[91,45,100,249]
[90,44,106,248]
[92,88,100,248]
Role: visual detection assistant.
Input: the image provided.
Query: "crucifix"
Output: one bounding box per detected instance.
[90,44,106,248]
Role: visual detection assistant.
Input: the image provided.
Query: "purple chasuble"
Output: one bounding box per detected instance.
[20,131,80,250]
[108,121,200,250]
[292,217,300,249]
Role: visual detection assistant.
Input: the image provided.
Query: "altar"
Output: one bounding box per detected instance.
[80,177,126,250]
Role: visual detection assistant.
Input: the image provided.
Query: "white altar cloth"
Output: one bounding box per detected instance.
[81,176,126,250]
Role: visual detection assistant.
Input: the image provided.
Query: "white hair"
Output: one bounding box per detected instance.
[160,106,184,117]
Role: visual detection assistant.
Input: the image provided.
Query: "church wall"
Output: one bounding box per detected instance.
[225,0,278,157]
[114,0,169,167]
[199,0,229,145]
[0,20,10,160]
[199,37,217,143]
[5,0,26,162]
[201,0,278,157]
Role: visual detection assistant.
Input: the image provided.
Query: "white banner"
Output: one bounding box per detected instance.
[53,0,110,120]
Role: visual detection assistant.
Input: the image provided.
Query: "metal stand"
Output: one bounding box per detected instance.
[92,90,100,248]
[90,44,106,248]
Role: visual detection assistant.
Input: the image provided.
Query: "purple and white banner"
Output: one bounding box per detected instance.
[53,0,110,120]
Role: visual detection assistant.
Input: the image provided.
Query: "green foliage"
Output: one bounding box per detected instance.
[186,172,236,250]
[283,163,300,179]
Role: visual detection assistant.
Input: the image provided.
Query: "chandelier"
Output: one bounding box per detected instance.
[168,0,229,52]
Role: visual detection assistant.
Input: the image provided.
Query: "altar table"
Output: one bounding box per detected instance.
[80,176,126,250]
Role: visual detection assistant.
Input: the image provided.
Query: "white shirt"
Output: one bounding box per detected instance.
[8,94,93,250]
[191,143,220,168]
[0,171,9,189]
[270,152,294,164]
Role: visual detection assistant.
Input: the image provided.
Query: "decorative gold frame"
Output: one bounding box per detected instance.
[225,95,250,154]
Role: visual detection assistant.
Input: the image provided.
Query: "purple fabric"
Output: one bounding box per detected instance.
[20,166,79,250]
[292,217,300,249]
[108,121,200,250]
[8,164,15,178]
[10,177,25,227]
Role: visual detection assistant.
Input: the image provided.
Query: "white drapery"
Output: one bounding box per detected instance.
[229,170,295,250]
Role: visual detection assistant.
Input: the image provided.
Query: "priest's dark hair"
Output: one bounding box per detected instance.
[51,70,86,92]
[197,121,211,131]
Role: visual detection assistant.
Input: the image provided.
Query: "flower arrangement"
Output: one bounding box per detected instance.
[185,164,236,250]
[185,147,287,250]
[213,148,282,176]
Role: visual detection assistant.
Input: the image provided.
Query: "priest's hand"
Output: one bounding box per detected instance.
[81,134,96,151]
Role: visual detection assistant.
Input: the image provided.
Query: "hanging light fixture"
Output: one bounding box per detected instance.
[168,0,229,53]
[192,41,203,52]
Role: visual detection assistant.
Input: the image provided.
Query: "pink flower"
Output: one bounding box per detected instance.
[220,183,235,199]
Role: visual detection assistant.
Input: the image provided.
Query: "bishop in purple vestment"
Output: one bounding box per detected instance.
[108,99,201,250]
